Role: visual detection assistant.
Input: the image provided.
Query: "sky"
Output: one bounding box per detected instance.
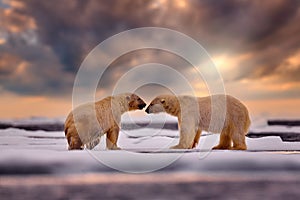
[0,0,300,119]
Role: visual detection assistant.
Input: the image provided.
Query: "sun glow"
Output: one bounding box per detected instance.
[176,0,187,9]
[213,53,252,70]
[285,50,300,70]
[150,0,188,10]
[150,0,167,9]
[0,38,6,45]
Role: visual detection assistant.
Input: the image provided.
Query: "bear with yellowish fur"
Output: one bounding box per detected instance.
[65,93,146,150]
[146,94,250,150]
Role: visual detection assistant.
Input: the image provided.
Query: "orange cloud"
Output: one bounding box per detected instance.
[1,7,36,33]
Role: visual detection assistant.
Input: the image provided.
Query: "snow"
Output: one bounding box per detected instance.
[121,112,178,123]
[1,123,300,174]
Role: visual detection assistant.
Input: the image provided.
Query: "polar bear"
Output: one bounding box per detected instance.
[65,93,146,150]
[145,94,250,150]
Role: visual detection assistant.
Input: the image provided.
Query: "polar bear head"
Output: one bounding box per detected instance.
[125,93,147,111]
[145,95,179,115]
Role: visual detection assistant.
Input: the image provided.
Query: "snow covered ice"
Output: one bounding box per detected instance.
[0,115,300,175]
[1,117,300,200]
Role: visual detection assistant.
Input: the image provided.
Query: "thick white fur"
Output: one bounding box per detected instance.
[65,93,145,150]
[147,94,251,150]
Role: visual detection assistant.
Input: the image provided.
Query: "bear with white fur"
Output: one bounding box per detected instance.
[146,94,250,150]
[65,93,146,150]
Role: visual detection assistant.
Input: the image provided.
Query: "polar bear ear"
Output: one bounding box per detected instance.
[160,99,165,104]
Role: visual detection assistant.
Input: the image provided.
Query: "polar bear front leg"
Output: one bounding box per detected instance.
[106,126,121,150]
[85,137,101,150]
[170,126,196,149]
[192,129,201,148]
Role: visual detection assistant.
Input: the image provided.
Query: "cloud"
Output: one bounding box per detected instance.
[0,0,299,100]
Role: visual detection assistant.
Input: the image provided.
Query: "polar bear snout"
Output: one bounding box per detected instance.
[135,98,146,110]
[145,103,165,114]
[145,106,150,113]
[138,102,147,109]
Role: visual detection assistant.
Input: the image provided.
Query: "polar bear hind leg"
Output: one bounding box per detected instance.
[230,116,250,150]
[231,127,247,150]
[106,126,121,150]
[212,127,232,150]
[68,136,84,150]
[66,126,84,150]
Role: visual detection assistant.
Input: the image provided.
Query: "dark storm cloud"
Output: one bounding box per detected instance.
[0,0,299,97]
[196,0,299,44]
[98,49,192,90]
[187,0,300,84]
[0,29,73,95]
[10,0,157,72]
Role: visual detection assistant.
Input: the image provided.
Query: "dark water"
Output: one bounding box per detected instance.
[0,121,179,131]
